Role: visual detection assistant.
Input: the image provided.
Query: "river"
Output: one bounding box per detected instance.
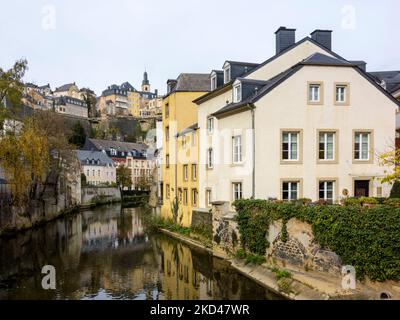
[0,204,283,300]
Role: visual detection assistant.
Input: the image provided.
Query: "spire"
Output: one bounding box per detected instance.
[142,70,149,86]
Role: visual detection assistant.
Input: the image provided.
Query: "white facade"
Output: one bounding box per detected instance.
[197,36,397,209]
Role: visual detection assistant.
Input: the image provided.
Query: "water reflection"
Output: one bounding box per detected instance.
[0,204,282,300]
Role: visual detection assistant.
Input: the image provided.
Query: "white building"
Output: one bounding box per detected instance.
[77,150,116,186]
[194,27,398,209]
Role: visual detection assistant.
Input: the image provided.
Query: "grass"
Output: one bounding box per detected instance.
[235,248,266,265]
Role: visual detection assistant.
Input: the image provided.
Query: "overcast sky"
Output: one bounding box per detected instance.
[0,0,399,96]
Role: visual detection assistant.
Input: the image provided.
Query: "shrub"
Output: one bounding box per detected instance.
[233,199,400,282]
[384,198,400,207]
[359,197,379,205]
[344,197,361,206]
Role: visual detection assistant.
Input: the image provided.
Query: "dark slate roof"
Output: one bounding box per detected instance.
[177,123,198,137]
[55,96,87,107]
[55,83,76,92]
[301,52,353,66]
[86,138,148,153]
[369,71,400,94]
[168,73,210,94]
[76,150,114,166]
[225,61,260,67]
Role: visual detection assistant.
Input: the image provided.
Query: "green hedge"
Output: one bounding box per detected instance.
[233,199,400,282]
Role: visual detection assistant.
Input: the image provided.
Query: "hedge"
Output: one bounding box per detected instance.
[233,199,400,282]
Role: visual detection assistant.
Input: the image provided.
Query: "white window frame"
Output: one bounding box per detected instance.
[211,74,217,90]
[282,132,299,161]
[207,117,214,134]
[233,83,242,103]
[224,65,231,83]
[282,181,299,201]
[319,132,335,161]
[336,85,346,103]
[232,135,242,163]
[319,181,335,203]
[354,132,370,161]
[232,182,243,201]
[309,84,320,102]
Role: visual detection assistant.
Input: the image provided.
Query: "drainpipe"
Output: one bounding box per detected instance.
[246,103,256,199]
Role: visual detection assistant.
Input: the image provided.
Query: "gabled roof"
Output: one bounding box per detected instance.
[194,36,347,105]
[369,71,400,94]
[55,83,76,92]
[76,150,114,166]
[86,138,148,153]
[165,73,210,97]
[212,53,400,119]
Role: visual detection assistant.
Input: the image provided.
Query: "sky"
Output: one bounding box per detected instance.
[0,0,399,96]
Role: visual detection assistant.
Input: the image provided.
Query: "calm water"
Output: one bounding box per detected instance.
[0,205,282,300]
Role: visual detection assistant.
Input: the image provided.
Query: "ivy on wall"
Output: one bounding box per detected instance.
[233,199,400,282]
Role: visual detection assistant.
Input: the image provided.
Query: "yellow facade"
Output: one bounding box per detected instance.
[161,91,205,227]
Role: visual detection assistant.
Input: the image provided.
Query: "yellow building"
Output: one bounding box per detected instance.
[161,73,210,227]
[127,71,159,117]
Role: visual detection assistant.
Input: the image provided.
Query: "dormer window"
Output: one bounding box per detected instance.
[233,83,242,103]
[223,63,231,83]
[211,74,217,91]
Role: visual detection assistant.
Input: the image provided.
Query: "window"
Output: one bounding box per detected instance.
[232,182,243,201]
[282,181,299,201]
[354,132,370,161]
[308,82,323,104]
[232,135,242,163]
[166,184,170,199]
[319,132,335,161]
[165,126,169,141]
[183,188,188,205]
[206,189,212,207]
[335,83,349,105]
[166,154,170,168]
[224,65,231,83]
[233,84,241,103]
[207,148,213,169]
[110,148,117,156]
[86,170,89,177]
[319,181,334,203]
[192,164,197,181]
[191,189,198,206]
[282,132,299,161]
[98,170,100,177]
[211,75,217,90]
[183,165,188,181]
[336,86,345,102]
[309,84,320,102]
[178,188,183,203]
[207,117,214,134]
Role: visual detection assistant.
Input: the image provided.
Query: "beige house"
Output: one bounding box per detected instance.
[77,150,116,186]
[55,96,88,118]
[194,27,398,209]
[53,82,82,99]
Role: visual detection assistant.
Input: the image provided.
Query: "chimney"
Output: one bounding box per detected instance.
[155,89,158,96]
[275,26,296,54]
[350,61,367,72]
[310,29,332,50]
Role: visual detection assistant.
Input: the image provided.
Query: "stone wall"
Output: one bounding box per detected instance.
[211,202,240,253]
[191,208,212,234]
[267,218,342,275]
[81,187,121,205]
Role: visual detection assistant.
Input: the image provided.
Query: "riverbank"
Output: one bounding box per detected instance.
[158,227,399,300]
[0,199,122,238]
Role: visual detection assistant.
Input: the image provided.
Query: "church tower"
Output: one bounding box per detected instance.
[141,70,150,92]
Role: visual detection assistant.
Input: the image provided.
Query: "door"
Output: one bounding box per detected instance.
[354,180,370,197]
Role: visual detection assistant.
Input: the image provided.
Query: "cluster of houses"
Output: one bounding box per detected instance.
[76,138,156,189]
[158,27,400,227]
[23,71,162,120]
